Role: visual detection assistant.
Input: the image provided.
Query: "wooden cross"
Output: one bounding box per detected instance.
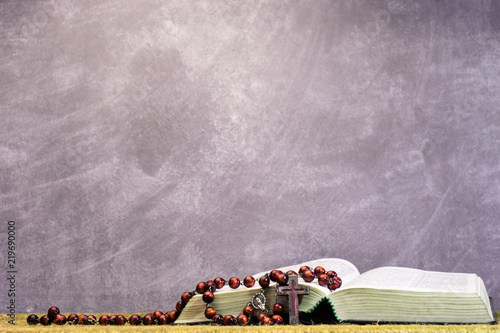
[276,274,309,325]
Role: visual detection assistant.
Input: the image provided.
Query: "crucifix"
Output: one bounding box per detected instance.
[276,274,309,325]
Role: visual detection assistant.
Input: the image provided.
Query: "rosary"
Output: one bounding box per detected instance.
[27,265,341,326]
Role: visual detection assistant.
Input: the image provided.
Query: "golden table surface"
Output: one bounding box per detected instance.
[1,312,499,333]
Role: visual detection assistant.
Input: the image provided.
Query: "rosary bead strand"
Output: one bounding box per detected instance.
[27,266,341,326]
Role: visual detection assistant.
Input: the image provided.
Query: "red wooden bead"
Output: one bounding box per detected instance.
[88,315,97,324]
[205,307,217,319]
[328,282,339,291]
[276,272,288,286]
[98,315,110,326]
[243,276,255,287]
[129,314,141,325]
[272,315,284,325]
[257,313,268,322]
[318,273,329,286]
[67,313,78,324]
[270,269,283,282]
[167,310,179,322]
[115,315,127,326]
[333,276,342,287]
[206,280,217,292]
[314,266,326,276]
[229,277,240,289]
[326,270,337,278]
[158,314,168,325]
[212,314,223,324]
[78,314,89,325]
[176,301,184,312]
[27,314,39,325]
[181,291,193,305]
[302,269,315,282]
[242,305,254,317]
[273,303,284,315]
[286,270,298,276]
[214,277,225,289]
[53,314,66,325]
[143,314,154,326]
[237,314,249,325]
[327,277,342,291]
[223,314,235,326]
[40,315,51,326]
[47,306,60,321]
[202,291,215,303]
[259,275,270,288]
[261,316,274,325]
[196,282,208,294]
[299,265,311,275]
[109,315,117,325]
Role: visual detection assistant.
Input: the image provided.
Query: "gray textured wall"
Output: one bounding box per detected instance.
[1,0,500,314]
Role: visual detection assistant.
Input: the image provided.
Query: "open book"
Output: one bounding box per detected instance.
[176,258,496,324]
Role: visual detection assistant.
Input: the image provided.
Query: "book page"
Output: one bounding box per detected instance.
[342,266,478,293]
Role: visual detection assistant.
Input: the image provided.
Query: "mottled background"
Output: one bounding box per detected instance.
[1,0,500,314]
